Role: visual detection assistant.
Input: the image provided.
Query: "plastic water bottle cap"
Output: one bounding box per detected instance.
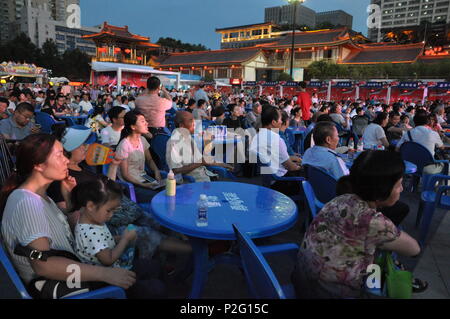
[200,194,207,200]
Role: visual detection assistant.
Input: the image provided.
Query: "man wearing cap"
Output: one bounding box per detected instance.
[135,76,172,136]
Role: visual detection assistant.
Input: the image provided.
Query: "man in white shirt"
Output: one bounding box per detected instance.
[100,106,126,147]
[249,106,302,196]
[166,111,232,182]
[396,110,448,174]
[79,93,93,113]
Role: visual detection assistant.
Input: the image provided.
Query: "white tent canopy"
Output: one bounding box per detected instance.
[91,61,181,90]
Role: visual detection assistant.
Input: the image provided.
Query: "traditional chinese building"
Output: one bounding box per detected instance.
[82,22,160,66]
[157,25,449,83]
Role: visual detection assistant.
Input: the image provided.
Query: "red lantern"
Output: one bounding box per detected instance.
[137,57,142,61]
[124,49,131,54]
[114,48,121,53]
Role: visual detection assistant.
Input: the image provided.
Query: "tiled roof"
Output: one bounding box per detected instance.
[341,44,424,64]
[158,48,263,66]
[216,22,276,32]
[268,28,349,47]
[82,22,149,42]
[418,55,450,64]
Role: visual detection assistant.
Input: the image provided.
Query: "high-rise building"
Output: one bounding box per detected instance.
[368,0,450,42]
[265,3,316,28]
[316,10,353,29]
[34,0,79,22]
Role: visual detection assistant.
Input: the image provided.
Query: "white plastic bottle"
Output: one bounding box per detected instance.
[196,194,208,227]
[348,138,355,151]
[357,138,364,152]
[166,169,176,196]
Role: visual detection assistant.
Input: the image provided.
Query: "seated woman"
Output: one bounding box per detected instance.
[48,125,190,260]
[85,106,109,137]
[0,134,136,298]
[291,150,422,299]
[115,110,161,203]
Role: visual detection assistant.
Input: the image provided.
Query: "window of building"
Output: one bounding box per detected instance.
[229,32,238,38]
[408,0,420,4]
[383,15,393,19]
[192,69,201,76]
[295,51,312,59]
[421,10,433,15]
[435,8,448,13]
[436,1,450,7]
[382,21,393,26]
[231,68,242,78]
[435,15,447,20]
[263,29,269,34]
[252,29,262,36]
[422,4,434,9]
[395,7,407,13]
[395,13,406,18]
[383,9,394,14]
[394,20,405,24]
[406,18,419,23]
[218,68,228,78]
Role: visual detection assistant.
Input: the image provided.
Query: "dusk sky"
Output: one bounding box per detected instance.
[80,0,371,50]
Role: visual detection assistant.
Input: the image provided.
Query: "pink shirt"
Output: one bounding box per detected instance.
[135,94,172,128]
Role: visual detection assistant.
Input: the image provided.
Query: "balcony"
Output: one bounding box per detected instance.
[92,56,146,65]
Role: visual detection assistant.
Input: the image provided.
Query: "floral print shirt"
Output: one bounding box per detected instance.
[299,194,400,293]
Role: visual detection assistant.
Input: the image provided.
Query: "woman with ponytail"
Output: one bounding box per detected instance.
[115,110,161,203]
[0,134,136,298]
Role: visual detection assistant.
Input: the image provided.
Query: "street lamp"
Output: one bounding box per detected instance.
[287,0,305,80]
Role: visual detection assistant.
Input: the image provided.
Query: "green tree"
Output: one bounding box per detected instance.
[0,33,40,63]
[277,72,293,81]
[157,37,208,52]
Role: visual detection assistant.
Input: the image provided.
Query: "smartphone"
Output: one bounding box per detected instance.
[141,173,156,184]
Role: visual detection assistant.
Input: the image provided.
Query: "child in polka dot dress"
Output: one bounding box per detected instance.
[71,177,167,298]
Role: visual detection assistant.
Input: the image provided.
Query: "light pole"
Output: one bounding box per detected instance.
[287,0,305,80]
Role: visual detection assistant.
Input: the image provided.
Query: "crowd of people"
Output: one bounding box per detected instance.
[0,76,449,299]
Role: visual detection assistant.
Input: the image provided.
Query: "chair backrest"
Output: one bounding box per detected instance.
[284,128,295,149]
[35,112,57,134]
[232,224,287,299]
[351,115,369,137]
[304,164,337,205]
[399,141,435,175]
[150,134,171,171]
[0,241,32,299]
[301,180,318,219]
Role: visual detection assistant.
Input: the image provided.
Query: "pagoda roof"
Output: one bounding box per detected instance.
[260,28,351,48]
[82,22,151,42]
[341,43,424,64]
[158,47,263,67]
[216,22,277,32]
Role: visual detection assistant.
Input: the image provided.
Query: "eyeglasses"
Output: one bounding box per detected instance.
[17,111,34,121]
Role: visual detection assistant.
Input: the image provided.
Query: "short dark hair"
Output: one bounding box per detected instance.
[280,111,289,125]
[414,109,429,126]
[187,98,196,107]
[389,111,400,119]
[373,112,388,125]
[108,106,126,122]
[316,114,333,122]
[349,150,404,202]
[121,96,128,104]
[0,97,8,105]
[261,106,280,127]
[299,81,307,89]
[197,99,206,107]
[147,76,161,90]
[15,102,34,114]
[312,121,336,145]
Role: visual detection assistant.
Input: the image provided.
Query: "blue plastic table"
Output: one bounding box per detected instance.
[56,114,88,126]
[151,182,298,298]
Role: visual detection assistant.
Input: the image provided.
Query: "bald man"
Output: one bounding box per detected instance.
[166,111,232,182]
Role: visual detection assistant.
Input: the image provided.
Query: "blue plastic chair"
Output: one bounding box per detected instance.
[301,180,319,228]
[284,128,297,153]
[151,133,235,182]
[102,164,137,203]
[399,142,449,192]
[416,174,450,246]
[232,224,298,299]
[35,112,65,134]
[202,119,214,131]
[0,241,126,299]
[303,164,337,209]
[255,152,304,202]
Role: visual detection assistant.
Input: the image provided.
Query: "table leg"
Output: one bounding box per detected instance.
[188,237,209,299]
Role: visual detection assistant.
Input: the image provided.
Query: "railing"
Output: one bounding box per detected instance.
[267,58,336,68]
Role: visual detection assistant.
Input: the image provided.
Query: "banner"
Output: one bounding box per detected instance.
[243,81,258,86]
[333,81,353,88]
[0,61,46,78]
[307,81,322,87]
[397,82,418,89]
